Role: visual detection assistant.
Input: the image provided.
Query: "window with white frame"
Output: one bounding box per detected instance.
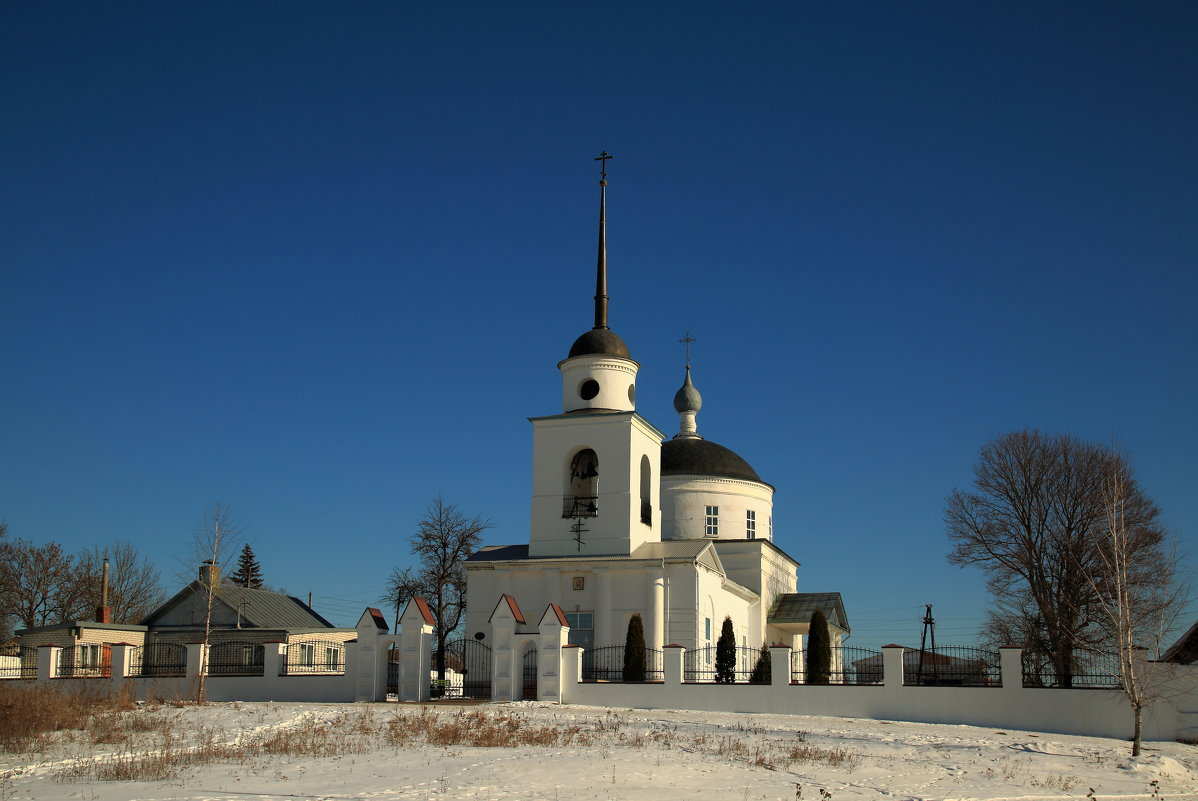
[704,505,719,537]
[746,510,756,539]
[565,612,594,650]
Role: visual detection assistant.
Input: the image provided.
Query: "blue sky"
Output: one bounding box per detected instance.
[2,2,1195,649]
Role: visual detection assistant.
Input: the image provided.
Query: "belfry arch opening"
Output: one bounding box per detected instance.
[640,454,651,525]
[564,448,599,518]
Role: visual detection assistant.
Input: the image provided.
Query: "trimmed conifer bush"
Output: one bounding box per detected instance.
[622,614,647,682]
[748,644,771,684]
[714,617,736,683]
[806,609,831,684]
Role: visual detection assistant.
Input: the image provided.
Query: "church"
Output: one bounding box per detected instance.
[464,156,849,661]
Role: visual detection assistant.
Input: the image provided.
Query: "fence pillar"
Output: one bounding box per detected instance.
[770,645,792,686]
[186,642,208,679]
[352,609,389,702]
[488,594,525,702]
[663,645,684,684]
[38,645,60,681]
[537,604,570,703]
[561,645,582,701]
[999,646,1023,690]
[399,598,435,702]
[109,643,134,689]
[263,642,285,678]
[882,645,905,687]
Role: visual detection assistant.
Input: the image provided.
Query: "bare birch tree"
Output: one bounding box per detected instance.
[1088,469,1184,756]
[192,502,240,702]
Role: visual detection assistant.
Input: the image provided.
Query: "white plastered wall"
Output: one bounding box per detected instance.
[661,476,773,542]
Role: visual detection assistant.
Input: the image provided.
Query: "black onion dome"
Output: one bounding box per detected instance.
[568,328,632,359]
[661,438,764,483]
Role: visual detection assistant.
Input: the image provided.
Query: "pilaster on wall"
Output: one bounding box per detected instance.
[770,645,791,687]
[263,643,285,680]
[663,645,684,684]
[109,644,134,688]
[537,604,571,703]
[353,610,392,702]
[489,594,527,703]
[38,645,60,680]
[882,645,905,687]
[561,646,582,702]
[399,598,435,703]
[186,643,207,680]
[999,646,1023,691]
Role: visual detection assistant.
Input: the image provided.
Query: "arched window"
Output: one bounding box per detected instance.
[563,449,599,518]
[639,455,652,525]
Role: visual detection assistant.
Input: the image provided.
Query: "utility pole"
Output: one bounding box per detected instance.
[916,604,936,685]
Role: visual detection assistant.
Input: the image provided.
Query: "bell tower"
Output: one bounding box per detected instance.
[528,154,663,557]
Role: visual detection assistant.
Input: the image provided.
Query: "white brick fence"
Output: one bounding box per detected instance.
[7,597,1197,743]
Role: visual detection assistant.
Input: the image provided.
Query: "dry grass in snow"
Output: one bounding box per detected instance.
[1,683,1196,800]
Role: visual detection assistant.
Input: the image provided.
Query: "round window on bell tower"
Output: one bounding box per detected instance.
[579,379,600,400]
[627,384,636,405]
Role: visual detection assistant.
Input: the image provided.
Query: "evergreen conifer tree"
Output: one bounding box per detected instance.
[229,543,264,589]
[806,608,831,684]
[714,616,737,683]
[749,643,771,684]
[622,613,647,682]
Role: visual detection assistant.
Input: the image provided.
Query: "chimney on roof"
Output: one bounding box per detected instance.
[95,556,112,623]
[199,560,220,587]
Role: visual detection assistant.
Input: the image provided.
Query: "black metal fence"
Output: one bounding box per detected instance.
[56,644,111,678]
[207,641,265,676]
[581,645,664,681]
[282,640,346,675]
[439,638,492,699]
[562,495,598,518]
[130,642,187,677]
[902,646,1000,687]
[791,646,883,685]
[683,645,764,683]
[1022,652,1122,689]
[0,644,37,679]
[386,643,400,696]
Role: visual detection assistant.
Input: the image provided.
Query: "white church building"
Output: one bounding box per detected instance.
[464,156,849,659]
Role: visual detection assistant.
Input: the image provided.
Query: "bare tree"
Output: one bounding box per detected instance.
[946,430,1167,687]
[384,495,490,684]
[1088,469,1185,756]
[192,502,240,702]
[0,538,77,630]
[74,541,164,623]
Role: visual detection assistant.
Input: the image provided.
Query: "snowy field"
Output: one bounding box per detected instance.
[3,701,1197,800]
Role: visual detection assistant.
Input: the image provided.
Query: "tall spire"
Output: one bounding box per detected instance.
[673,333,703,439]
[593,151,612,330]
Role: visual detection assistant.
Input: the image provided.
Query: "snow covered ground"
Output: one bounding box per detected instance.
[3,701,1196,800]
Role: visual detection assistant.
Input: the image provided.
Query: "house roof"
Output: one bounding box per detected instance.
[766,592,850,634]
[1162,619,1198,664]
[143,581,336,630]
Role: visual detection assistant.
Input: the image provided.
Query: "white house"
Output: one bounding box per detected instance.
[464,159,848,658]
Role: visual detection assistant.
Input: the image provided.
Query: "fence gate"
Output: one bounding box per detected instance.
[440,638,492,700]
[522,647,538,700]
[386,643,400,697]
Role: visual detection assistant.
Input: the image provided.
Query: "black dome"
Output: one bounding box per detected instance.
[568,328,632,359]
[661,438,764,483]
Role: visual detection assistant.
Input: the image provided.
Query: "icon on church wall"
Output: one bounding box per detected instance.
[572,577,585,591]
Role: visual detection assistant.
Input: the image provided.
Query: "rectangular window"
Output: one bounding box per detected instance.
[565,612,594,650]
[705,617,711,641]
[705,505,719,537]
[746,510,756,539]
[769,515,773,539]
[298,642,316,666]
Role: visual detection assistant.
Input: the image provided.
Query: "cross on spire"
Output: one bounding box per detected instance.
[679,331,697,369]
[594,150,612,183]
